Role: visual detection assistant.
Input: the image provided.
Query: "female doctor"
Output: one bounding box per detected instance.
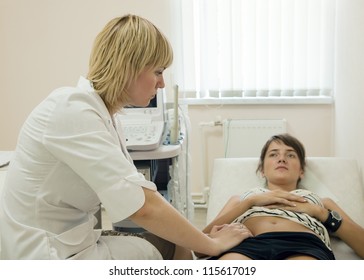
[0,14,280,259]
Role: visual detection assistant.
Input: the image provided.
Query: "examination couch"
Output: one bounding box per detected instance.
[206,157,364,260]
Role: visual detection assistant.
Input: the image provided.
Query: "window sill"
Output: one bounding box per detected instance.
[179,96,333,106]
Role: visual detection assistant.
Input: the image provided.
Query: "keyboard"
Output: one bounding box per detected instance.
[121,121,165,151]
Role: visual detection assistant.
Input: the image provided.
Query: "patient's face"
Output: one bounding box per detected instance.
[262,141,304,190]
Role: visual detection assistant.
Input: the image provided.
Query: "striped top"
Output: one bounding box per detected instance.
[234,187,332,250]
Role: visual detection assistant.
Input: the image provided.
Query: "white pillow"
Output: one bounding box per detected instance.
[299,166,338,202]
[304,157,364,227]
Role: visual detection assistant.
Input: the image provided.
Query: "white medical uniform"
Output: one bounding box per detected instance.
[0,77,162,259]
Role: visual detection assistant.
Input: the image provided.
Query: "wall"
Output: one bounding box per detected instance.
[0,0,174,149]
[334,0,364,175]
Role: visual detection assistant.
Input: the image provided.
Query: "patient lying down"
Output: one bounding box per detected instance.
[200,134,364,260]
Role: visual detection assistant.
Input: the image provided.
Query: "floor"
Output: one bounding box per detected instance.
[101,207,207,231]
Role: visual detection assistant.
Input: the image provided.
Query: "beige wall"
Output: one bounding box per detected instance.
[0,0,173,149]
[334,0,364,171]
[1,0,364,197]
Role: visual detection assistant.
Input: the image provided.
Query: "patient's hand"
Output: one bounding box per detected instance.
[247,190,307,208]
[275,201,328,221]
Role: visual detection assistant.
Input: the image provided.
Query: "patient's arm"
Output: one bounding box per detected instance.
[322,198,364,259]
[203,195,244,234]
[203,190,307,234]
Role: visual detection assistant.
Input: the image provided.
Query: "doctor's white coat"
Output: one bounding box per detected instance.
[0,77,161,259]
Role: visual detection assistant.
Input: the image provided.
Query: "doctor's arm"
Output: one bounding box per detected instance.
[129,188,251,257]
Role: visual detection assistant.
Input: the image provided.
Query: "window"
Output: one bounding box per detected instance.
[171,0,336,104]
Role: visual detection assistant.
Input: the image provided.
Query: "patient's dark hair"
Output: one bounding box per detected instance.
[256,133,306,175]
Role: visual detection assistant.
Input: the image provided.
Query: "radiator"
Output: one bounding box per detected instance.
[223,119,287,158]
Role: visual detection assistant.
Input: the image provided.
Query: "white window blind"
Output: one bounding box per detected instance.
[171,0,336,104]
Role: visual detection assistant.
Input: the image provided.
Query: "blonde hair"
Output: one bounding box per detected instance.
[87,14,173,113]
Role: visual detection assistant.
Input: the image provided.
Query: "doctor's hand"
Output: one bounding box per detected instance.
[208,223,252,256]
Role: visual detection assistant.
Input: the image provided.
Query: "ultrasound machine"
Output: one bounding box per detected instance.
[117,89,166,151]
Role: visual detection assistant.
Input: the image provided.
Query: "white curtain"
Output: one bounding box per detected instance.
[171,0,336,100]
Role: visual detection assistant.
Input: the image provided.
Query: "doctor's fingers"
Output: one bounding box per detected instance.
[210,223,252,236]
[224,223,253,242]
[209,224,226,234]
[219,223,253,237]
[210,224,253,256]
